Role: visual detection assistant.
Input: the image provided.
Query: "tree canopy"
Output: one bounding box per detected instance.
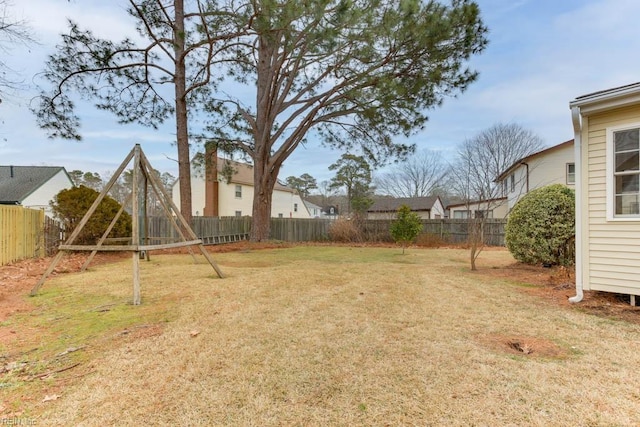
[329,154,374,216]
[0,0,35,104]
[204,0,488,239]
[452,122,545,202]
[375,149,450,198]
[34,0,247,223]
[35,0,487,241]
[285,173,318,198]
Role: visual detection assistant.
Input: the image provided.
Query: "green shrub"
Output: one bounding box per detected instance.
[51,185,132,244]
[505,184,575,266]
[390,205,423,253]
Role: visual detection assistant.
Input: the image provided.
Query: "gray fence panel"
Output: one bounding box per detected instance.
[107,216,507,246]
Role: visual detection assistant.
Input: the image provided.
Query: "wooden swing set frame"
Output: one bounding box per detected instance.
[30,144,224,304]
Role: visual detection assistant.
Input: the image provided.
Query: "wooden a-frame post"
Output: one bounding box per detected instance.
[30,144,224,305]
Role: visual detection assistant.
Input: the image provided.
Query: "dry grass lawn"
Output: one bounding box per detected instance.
[3,246,640,426]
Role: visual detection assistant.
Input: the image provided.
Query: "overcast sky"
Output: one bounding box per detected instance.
[1,0,640,184]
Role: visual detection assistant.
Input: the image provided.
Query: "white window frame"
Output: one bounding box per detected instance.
[235,185,242,199]
[606,123,640,221]
[566,163,575,185]
[235,210,242,217]
[509,173,515,193]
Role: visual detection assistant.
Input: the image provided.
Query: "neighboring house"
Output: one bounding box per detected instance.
[173,157,311,219]
[367,196,445,219]
[569,81,640,305]
[447,197,509,219]
[322,205,339,219]
[495,140,575,211]
[303,200,323,218]
[0,166,73,216]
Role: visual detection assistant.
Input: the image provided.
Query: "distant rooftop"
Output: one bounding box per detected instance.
[368,196,440,212]
[0,166,67,204]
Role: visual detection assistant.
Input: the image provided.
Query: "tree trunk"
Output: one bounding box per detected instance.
[173,0,192,225]
[470,242,477,271]
[250,33,278,242]
[251,158,277,241]
[469,217,483,271]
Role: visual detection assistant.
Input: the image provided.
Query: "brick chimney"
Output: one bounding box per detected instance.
[203,144,219,217]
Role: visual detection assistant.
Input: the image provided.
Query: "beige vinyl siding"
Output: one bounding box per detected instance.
[585,105,640,295]
[501,142,575,211]
[21,169,73,217]
[527,143,575,190]
[173,175,310,218]
[448,199,508,219]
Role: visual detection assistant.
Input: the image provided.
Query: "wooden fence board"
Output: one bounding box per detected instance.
[0,206,46,265]
[137,217,506,246]
[28,216,507,254]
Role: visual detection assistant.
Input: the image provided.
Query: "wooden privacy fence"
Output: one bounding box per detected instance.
[359,218,506,246]
[146,216,332,243]
[0,206,45,265]
[143,216,506,246]
[270,218,332,242]
[146,216,253,245]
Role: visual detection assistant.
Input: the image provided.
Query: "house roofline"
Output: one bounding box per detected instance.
[495,140,574,182]
[570,82,640,115]
[366,195,442,212]
[368,208,431,213]
[446,197,507,209]
[19,167,72,202]
[0,166,70,203]
[173,155,297,194]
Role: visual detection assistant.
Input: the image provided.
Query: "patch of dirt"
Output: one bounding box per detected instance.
[0,252,129,322]
[477,334,568,359]
[478,262,640,325]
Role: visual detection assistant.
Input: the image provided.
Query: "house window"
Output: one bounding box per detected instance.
[453,210,469,219]
[235,185,242,198]
[278,213,283,218]
[294,203,298,212]
[235,210,242,217]
[608,125,640,218]
[509,173,515,193]
[566,163,575,185]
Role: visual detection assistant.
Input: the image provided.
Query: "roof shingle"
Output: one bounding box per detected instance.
[368,196,440,212]
[0,166,67,204]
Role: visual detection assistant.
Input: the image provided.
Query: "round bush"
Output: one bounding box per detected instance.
[51,185,132,244]
[505,184,575,266]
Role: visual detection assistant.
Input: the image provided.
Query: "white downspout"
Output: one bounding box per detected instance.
[569,106,584,303]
